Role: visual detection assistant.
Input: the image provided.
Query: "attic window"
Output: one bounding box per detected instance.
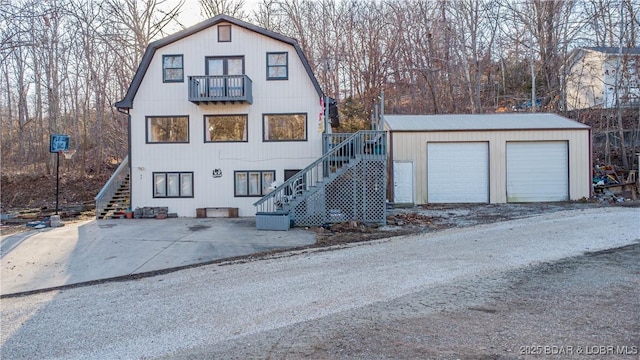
[162,55,183,83]
[267,52,288,80]
[218,25,231,42]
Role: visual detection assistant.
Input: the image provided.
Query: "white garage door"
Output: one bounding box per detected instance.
[506,141,568,202]
[427,142,489,203]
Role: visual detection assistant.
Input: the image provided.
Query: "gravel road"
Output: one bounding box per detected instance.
[1,207,638,359]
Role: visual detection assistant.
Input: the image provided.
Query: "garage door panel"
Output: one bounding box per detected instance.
[428,142,489,203]
[507,141,568,202]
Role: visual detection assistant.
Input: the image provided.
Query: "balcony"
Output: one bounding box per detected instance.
[188,75,253,104]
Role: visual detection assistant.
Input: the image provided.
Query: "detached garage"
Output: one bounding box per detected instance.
[384,113,591,204]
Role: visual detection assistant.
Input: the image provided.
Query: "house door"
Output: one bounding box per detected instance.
[393,161,414,204]
[284,169,305,196]
[206,57,244,96]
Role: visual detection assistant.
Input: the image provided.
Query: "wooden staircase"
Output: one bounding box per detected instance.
[95,156,130,220]
[97,174,130,219]
[254,131,387,229]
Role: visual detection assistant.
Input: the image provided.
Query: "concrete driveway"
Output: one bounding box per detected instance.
[0,217,316,296]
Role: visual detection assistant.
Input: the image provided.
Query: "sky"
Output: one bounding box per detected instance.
[170,0,263,28]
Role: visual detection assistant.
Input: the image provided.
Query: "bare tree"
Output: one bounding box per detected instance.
[105,0,184,74]
[200,0,247,19]
[2,0,639,185]
[448,0,500,113]
[251,0,285,32]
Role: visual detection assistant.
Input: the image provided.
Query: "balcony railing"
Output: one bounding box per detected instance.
[188,75,253,104]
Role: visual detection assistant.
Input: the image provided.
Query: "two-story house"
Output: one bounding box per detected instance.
[105,15,330,218]
[100,15,387,228]
[564,47,640,110]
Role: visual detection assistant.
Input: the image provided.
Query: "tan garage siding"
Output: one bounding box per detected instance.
[386,128,591,204]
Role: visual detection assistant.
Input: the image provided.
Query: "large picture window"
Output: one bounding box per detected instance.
[147,116,189,143]
[163,55,183,82]
[266,52,288,80]
[204,115,248,142]
[263,113,307,141]
[234,170,275,197]
[153,172,193,198]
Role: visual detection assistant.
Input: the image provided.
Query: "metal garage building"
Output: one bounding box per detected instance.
[383,113,591,204]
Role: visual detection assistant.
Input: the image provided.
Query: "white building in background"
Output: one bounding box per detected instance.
[564,47,640,110]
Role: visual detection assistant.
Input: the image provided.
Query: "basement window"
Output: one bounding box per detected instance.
[234,170,275,197]
[153,172,193,198]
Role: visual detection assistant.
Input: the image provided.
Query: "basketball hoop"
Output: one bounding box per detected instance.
[59,149,76,160]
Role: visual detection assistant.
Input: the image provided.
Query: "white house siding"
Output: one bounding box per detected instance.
[129,22,323,216]
[387,129,591,204]
[565,48,640,110]
[565,51,605,110]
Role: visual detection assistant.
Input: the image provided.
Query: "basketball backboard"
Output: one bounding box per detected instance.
[50,134,70,153]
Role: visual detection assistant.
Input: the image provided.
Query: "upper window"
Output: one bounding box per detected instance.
[146,116,189,143]
[266,52,288,80]
[205,115,248,142]
[263,113,307,141]
[162,55,183,82]
[218,25,231,42]
[153,172,193,198]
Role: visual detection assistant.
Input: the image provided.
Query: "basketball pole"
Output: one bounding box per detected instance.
[55,151,60,215]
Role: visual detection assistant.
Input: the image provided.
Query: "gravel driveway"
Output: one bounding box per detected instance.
[1,206,638,359]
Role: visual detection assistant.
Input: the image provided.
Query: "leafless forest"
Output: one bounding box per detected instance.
[1,0,639,181]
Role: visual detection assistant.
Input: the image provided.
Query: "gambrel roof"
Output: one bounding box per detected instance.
[115,14,323,109]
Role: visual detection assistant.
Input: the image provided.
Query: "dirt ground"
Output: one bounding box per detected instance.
[0,171,105,236]
[167,243,640,360]
[313,201,633,247]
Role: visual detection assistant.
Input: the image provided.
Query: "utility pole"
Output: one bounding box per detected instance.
[530,32,536,113]
[615,0,629,169]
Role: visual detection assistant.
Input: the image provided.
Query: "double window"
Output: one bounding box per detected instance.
[162,55,183,83]
[263,113,307,141]
[146,116,189,143]
[234,170,275,197]
[153,172,193,198]
[205,115,248,142]
[266,52,288,80]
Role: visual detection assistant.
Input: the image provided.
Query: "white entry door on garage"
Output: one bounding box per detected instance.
[427,142,489,203]
[506,141,569,202]
[393,161,414,204]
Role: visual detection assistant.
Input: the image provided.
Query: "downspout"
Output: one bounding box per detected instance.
[388,129,394,204]
[589,127,593,199]
[323,94,329,156]
[117,107,132,206]
[324,94,329,135]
